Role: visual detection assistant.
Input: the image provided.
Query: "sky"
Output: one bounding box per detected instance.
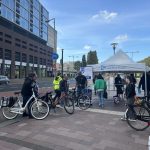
[40,0,150,63]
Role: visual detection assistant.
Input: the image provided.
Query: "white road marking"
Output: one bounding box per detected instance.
[148,136,150,150]
[85,108,124,116]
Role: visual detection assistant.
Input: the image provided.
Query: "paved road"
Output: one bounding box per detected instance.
[0,108,149,150]
[0,79,76,92]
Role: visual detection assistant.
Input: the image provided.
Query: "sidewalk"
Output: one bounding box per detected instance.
[0,109,148,150]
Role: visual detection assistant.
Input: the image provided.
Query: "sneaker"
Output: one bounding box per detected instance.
[121,117,127,121]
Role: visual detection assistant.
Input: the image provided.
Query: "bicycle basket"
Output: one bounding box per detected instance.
[1,97,17,107]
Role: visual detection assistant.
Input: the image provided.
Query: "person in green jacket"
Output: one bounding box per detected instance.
[94,74,107,108]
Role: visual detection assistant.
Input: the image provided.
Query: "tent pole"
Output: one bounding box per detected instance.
[144,64,147,98]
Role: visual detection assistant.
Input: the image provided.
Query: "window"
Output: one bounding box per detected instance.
[1,4,14,22]
[15,43,20,47]
[22,53,27,62]
[5,49,11,60]
[20,6,29,20]
[0,48,3,59]
[0,32,3,35]
[5,40,11,44]
[5,34,11,38]
[29,55,33,63]
[1,0,15,10]
[43,59,46,65]
[42,32,47,41]
[15,52,21,61]
[33,0,39,10]
[33,7,39,19]
[33,25,39,36]
[15,38,21,42]
[20,0,29,10]
[22,41,27,44]
[33,16,39,28]
[40,58,42,65]
[42,7,49,19]
[20,17,28,30]
[34,57,38,64]
[0,38,3,41]
[22,45,27,49]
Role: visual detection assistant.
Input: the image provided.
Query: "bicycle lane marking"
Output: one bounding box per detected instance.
[148,136,150,150]
[84,108,124,116]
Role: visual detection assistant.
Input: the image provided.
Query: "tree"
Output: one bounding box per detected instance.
[87,50,98,64]
[139,56,150,67]
[82,55,87,67]
[74,61,81,71]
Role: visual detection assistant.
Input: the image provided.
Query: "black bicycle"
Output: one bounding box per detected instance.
[126,96,150,131]
[41,91,74,114]
[69,88,91,110]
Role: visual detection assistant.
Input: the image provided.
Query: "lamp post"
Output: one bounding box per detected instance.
[45,18,56,76]
[111,43,118,55]
[61,49,64,77]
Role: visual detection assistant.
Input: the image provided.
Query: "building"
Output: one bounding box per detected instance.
[0,0,56,78]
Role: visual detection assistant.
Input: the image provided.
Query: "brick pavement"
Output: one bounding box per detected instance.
[0,108,149,150]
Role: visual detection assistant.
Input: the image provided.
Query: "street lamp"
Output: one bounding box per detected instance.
[61,49,64,77]
[111,43,118,55]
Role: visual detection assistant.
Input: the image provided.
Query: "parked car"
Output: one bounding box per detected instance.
[0,75,10,85]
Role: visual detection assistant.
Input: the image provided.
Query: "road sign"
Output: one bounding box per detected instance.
[52,53,59,60]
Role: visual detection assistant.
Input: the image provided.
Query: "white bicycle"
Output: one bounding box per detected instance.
[1,89,49,120]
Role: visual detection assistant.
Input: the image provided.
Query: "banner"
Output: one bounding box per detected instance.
[80,67,93,80]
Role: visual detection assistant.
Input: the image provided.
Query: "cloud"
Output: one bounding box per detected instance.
[91,10,118,23]
[83,45,92,50]
[113,34,128,43]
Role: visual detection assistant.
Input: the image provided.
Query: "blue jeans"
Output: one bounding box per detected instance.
[97,91,104,106]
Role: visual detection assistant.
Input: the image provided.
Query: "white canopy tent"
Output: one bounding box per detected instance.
[88,50,149,95]
[99,50,149,72]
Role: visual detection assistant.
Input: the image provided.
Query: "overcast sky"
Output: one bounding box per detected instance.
[40,0,150,63]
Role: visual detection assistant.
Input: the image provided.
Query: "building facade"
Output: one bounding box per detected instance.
[0,0,55,78]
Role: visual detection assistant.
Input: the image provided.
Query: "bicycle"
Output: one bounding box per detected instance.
[41,90,74,114]
[125,96,150,131]
[69,88,91,110]
[1,89,49,120]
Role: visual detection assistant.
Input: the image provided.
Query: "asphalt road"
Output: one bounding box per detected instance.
[0,79,76,92]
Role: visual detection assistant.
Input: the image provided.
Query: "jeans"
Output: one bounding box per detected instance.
[97,91,104,106]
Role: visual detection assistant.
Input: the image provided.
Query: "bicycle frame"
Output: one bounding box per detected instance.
[10,90,38,114]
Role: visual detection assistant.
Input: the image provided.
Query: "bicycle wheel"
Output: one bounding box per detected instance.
[30,100,49,120]
[2,101,19,120]
[64,97,74,114]
[78,95,91,110]
[126,105,150,131]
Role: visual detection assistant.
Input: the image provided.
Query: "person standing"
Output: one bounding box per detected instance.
[53,73,62,104]
[114,74,123,96]
[121,76,136,120]
[94,74,107,108]
[138,72,150,96]
[21,72,38,118]
[75,72,87,105]
[93,75,97,95]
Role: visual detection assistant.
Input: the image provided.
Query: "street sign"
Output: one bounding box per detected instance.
[52,53,59,60]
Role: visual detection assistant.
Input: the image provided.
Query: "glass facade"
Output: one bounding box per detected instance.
[0,0,49,41]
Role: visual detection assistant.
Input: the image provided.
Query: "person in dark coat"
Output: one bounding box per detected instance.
[114,74,123,96]
[93,75,97,95]
[130,74,136,85]
[21,72,38,118]
[138,72,150,96]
